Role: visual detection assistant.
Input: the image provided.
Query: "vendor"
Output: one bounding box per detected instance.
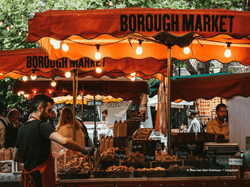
[206,103,229,141]
[187,110,201,133]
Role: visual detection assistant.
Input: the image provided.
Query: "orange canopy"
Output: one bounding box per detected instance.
[26,8,250,64]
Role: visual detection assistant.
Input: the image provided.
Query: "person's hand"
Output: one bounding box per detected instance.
[84,147,94,156]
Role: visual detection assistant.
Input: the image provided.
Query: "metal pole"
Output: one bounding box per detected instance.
[73,71,76,141]
[167,46,172,155]
[93,95,97,147]
[81,94,84,126]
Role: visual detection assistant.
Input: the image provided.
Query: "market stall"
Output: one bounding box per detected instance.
[22,7,250,186]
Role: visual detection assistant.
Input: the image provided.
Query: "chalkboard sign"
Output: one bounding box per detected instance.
[87,100,103,106]
[127,110,145,122]
[187,143,197,151]
[132,143,143,153]
[155,143,165,151]
[206,150,216,158]
[178,150,188,159]
[115,150,126,159]
[145,155,155,161]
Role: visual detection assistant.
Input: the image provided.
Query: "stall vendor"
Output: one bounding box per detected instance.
[13,94,94,187]
[207,103,229,141]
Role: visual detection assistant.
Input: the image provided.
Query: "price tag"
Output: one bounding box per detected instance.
[229,158,243,166]
[187,143,196,150]
[206,150,216,158]
[115,150,126,159]
[132,143,143,152]
[155,143,164,150]
[145,155,155,161]
[178,150,188,159]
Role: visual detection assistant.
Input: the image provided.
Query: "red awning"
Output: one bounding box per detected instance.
[26,8,250,64]
[0,48,167,80]
[171,73,250,101]
[13,76,149,103]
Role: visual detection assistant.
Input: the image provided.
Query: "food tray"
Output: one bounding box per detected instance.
[58,172,91,179]
[152,161,181,169]
[106,171,133,178]
[135,170,166,178]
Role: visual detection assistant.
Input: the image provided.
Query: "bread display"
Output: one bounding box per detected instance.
[137,166,165,171]
[124,151,145,162]
[106,165,136,172]
[100,147,119,161]
[155,154,179,162]
[166,164,196,171]
[132,128,153,140]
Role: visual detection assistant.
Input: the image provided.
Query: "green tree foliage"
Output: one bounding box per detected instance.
[0,0,243,117]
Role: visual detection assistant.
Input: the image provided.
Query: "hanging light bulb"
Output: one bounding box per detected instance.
[22,76,28,81]
[136,40,143,55]
[49,91,52,94]
[51,77,56,87]
[224,42,231,58]
[109,0,113,7]
[130,72,136,77]
[34,91,37,94]
[62,43,69,52]
[24,94,29,99]
[131,76,136,81]
[18,91,24,96]
[65,71,71,78]
[183,47,190,54]
[95,44,101,60]
[30,70,37,80]
[96,68,102,73]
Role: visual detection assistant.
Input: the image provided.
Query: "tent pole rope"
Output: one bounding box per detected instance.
[167,46,172,155]
[73,71,76,142]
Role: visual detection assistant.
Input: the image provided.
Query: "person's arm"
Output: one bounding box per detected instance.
[13,147,23,163]
[206,121,214,134]
[49,131,89,153]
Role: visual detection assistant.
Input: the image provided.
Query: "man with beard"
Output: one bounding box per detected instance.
[207,103,229,141]
[13,94,93,187]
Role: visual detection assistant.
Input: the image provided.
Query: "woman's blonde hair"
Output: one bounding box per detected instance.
[56,107,81,131]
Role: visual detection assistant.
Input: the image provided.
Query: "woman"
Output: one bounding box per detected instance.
[56,107,85,147]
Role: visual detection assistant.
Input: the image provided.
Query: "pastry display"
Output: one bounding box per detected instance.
[106,165,136,172]
[100,147,119,161]
[155,154,178,162]
[132,128,153,140]
[137,167,165,171]
[166,164,196,171]
[124,151,145,162]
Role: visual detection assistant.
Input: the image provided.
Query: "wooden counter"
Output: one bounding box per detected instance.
[56,176,250,187]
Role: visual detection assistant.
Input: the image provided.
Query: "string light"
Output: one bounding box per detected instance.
[136,40,143,55]
[6,26,10,31]
[95,44,101,60]
[65,71,71,78]
[24,94,29,99]
[10,25,13,28]
[22,76,28,81]
[18,32,22,36]
[49,91,52,94]
[0,21,3,26]
[109,0,113,7]
[130,72,136,77]
[51,77,56,87]
[183,47,190,54]
[131,76,135,81]
[96,68,102,73]
[18,91,24,96]
[34,91,37,94]
[30,70,37,80]
[62,43,69,52]
[224,42,231,58]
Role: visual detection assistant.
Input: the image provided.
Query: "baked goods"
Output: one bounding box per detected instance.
[124,151,145,162]
[155,154,178,162]
[133,128,153,140]
[100,147,119,161]
[137,167,165,171]
[106,165,135,172]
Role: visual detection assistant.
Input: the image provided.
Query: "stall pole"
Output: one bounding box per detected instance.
[73,71,76,142]
[167,46,172,155]
[93,95,97,147]
[81,94,84,126]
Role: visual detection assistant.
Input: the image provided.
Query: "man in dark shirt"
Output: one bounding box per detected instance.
[13,94,93,187]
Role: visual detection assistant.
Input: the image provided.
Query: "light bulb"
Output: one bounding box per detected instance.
[136,46,143,55]
[62,43,69,52]
[51,81,56,87]
[65,72,71,78]
[130,72,136,76]
[50,38,56,45]
[131,76,135,81]
[183,47,190,54]
[96,68,102,73]
[49,91,52,94]
[31,73,37,80]
[224,49,231,58]
[94,52,101,60]
[22,76,28,81]
[53,41,61,49]
[34,91,37,94]
[24,94,29,98]
[109,0,113,7]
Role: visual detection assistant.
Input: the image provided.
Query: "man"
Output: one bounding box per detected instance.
[206,103,229,141]
[47,110,57,130]
[0,109,21,148]
[13,94,93,187]
[187,110,201,133]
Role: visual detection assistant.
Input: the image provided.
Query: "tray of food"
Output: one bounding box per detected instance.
[136,167,166,178]
[106,165,135,178]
